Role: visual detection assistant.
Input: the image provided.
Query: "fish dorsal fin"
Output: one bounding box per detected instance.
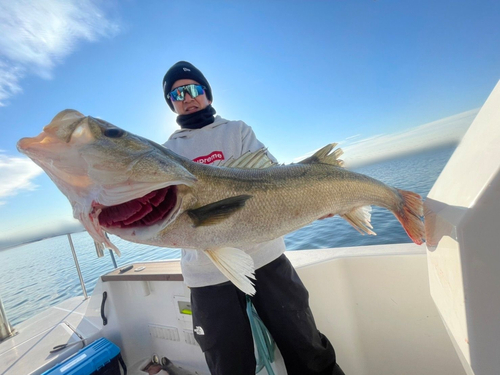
[219,148,278,169]
[299,143,344,167]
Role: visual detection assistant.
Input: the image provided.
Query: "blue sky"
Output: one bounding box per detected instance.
[1,0,499,249]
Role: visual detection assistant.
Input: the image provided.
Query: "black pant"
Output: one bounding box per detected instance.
[190,254,339,375]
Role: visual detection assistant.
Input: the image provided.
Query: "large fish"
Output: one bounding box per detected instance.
[17,109,425,294]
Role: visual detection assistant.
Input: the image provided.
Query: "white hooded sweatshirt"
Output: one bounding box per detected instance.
[163,115,286,287]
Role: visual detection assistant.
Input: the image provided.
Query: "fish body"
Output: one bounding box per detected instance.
[18,110,425,294]
[151,161,417,249]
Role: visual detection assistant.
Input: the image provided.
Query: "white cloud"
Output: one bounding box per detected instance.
[0,153,44,204]
[341,109,479,167]
[344,134,361,141]
[0,0,119,105]
[0,217,84,250]
[292,109,479,167]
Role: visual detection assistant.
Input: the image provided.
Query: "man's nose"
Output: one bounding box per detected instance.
[183,92,194,102]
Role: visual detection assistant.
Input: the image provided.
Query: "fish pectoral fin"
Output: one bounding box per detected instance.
[299,143,344,167]
[341,206,376,235]
[187,195,252,227]
[205,247,256,295]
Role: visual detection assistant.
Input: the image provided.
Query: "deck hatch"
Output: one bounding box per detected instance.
[148,324,180,342]
[183,330,198,346]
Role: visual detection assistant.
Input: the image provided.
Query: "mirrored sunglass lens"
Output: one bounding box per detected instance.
[170,85,204,101]
[186,84,204,98]
[196,84,205,95]
[170,87,184,101]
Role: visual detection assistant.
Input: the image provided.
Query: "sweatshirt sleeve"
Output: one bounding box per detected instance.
[241,122,278,163]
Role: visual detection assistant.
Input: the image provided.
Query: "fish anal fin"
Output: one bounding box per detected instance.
[187,195,252,227]
[341,206,376,235]
[204,247,256,295]
[299,143,344,167]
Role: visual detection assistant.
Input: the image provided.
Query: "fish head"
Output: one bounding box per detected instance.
[17,109,197,252]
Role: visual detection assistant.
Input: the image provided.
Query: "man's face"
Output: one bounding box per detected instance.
[170,79,211,115]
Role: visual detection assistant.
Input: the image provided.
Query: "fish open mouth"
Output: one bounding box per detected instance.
[98,186,178,228]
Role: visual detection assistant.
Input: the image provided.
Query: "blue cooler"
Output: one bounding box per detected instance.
[42,338,126,375]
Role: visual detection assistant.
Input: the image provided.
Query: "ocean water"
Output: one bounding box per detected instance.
[0,147,455,326]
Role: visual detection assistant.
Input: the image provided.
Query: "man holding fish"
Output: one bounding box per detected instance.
[18,62,425,375]
[161,61,344,375]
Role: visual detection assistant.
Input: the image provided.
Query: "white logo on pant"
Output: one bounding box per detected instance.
[194,326,205,335]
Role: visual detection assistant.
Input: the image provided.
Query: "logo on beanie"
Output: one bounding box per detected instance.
[183,67,191,72]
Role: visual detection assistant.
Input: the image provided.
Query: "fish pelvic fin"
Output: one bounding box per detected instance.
[299,143,344,167]
[393,189,426,245]
[218,148,278,169]
[341,206,376,235]
[187,195,253,227]
[204,247,256,295]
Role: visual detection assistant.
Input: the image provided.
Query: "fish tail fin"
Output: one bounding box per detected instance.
[205,247,256,295]
[393,189,426,245]
[341,206,376,235]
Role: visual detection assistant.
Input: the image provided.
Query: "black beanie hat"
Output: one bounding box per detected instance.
[162,61,213,112]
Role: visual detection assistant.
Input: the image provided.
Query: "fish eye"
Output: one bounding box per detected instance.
[104,128,125,138]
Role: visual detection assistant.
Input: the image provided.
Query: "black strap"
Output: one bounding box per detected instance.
[101,291,108,326]
[118,354,127,375]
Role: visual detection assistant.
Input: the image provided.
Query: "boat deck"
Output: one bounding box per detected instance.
[0,297,97,375]
[0,245,469,375]
[101,260,183,282]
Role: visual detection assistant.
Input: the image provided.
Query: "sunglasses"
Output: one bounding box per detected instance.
[166,84,206,101]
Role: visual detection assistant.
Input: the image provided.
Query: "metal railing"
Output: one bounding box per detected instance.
[0,298,14,342]
[0,232,118,341]
[67,234,88,299]
[69,233,119,300]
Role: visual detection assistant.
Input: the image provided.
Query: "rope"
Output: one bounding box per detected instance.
[246,295,276,375]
